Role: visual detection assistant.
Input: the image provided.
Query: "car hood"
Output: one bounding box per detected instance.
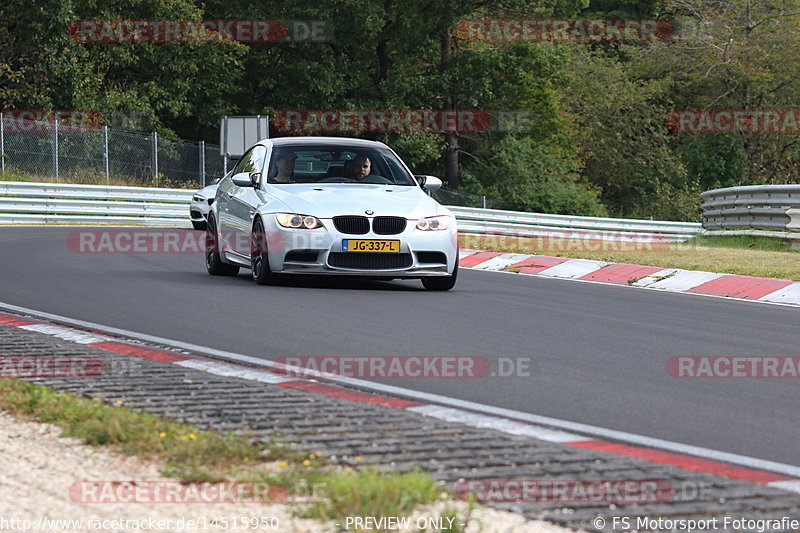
[266,184,447,219]
[195,183,219,198]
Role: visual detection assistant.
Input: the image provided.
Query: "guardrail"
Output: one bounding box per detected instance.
[451,206,701,242]
[701,184,800,239]
[0,181,703,241]
[0,181,192,226]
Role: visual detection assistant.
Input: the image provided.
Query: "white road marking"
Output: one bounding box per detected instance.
[536,259,608,279]
[469,253,532,271]
[758,283,800,305]
[768,480,800,494]
[630,268,678,287]
[638,270,724,291]
[176,359,293,384]
[408,405,587,443]
[19,324,108,344]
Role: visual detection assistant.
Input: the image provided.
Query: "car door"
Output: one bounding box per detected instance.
[219,145,267,257]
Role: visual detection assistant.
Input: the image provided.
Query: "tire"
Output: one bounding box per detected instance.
[251,218,277,285]
[205,216,239,276]
[421,257,458,291]
[192,219,207,231]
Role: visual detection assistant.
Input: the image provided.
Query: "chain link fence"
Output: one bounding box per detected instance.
[430,187,513,210]
[0,113,507,205]
[0,113,226,189]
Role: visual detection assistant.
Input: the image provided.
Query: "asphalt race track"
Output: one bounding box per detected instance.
[1,226,798,466]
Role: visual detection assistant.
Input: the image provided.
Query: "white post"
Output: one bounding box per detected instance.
[199,140,205,186]
[0,112,4,175]
[222,116,228,176]
[52,118,59,180]
[152,131,158,186]
[102,125,109,184]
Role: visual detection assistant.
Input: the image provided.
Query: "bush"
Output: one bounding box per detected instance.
[461,135,608,216]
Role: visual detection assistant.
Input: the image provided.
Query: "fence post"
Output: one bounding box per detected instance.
[52,118,59,180]
[222,116,229,176]
[0,112,4,175]
[102,125,109,184]
[482,195,487,209]
[199,140,205,186]
[152,131,158,187]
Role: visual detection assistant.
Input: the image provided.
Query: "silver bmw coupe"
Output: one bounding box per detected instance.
[205,137,458,290]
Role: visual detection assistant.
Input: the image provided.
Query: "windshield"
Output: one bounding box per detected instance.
[266,145,416,186]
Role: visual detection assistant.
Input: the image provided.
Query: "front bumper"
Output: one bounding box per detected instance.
[264,217,457,278]
[189,201,210,221]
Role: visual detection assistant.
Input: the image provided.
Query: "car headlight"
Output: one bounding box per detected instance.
[416,215,452,231]
[192,194,205,202]
[275,213,324,229]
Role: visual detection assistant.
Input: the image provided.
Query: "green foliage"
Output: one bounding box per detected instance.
[562,48,689,218]
[462,135,607,215]
[679,134,748,191]
[303,469,440,523]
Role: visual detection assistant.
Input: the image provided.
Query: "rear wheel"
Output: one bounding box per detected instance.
[192,220,207,231]
[251,218,277,285]
[421,257,458,291]
[205,216,239,276]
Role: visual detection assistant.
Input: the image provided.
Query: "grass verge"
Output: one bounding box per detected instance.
[0,167,200,189]
[460,234,800,280]
[0,378,471,530]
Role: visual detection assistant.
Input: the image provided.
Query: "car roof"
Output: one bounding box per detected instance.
[259,137,388,149]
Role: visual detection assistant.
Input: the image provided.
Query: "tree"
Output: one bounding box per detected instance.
[562,48,692,218]
[635,0,800,185]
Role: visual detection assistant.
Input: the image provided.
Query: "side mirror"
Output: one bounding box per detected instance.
[415,175,442,192]
[232,172,259,187]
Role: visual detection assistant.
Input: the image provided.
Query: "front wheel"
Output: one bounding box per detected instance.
[205,216,239,276]
[421,259,458,291]
[251,219,277,285]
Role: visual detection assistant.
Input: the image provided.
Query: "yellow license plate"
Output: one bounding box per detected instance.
[342,239,400,253]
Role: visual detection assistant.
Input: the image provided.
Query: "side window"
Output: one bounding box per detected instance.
[232,146,267,181]
[250,145,267,175]
[233,149,253,175]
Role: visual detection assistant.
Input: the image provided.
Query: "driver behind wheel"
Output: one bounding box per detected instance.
[271,152,297,183]
[346,154,372,180]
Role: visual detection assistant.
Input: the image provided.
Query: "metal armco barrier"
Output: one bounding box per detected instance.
[0,181,192,227]
[701,184,800,239]
[450,206,701,242]
[0,181,703,241]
